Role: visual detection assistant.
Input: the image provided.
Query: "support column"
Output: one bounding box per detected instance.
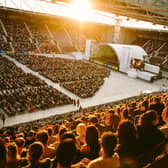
[45,24,62,53]
[24,22,41,53]
[112,18,121,43]
[84,40,92,60]
[0,19,8,36]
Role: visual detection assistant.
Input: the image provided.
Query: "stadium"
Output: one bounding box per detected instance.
[0,0,168,167]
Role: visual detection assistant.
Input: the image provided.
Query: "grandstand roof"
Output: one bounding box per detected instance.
[58,0,168,26]
[0,0,168,30]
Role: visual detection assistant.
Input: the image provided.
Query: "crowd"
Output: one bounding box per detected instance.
[9,53,110,98]
[62,78,104,98]
[0,91,168,168]
[0,55,46,90]
[0,85,73,116]
[0,55,73,116]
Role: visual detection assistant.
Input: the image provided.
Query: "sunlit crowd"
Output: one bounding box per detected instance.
[0,91,168,168]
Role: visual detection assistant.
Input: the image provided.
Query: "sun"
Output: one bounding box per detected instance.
[69,0,92,21]
[72,0,91,9]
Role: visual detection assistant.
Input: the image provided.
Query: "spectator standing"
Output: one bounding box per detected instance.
[106,110,120,132]
[77,99,80,107]
[1,113,6,128]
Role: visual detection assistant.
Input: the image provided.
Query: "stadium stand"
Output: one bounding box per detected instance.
[132,37,168,71]
[1,17,36,53]
[0,9,103,54]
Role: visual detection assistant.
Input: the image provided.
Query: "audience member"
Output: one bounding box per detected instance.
[25,141,51,168]
[116,120,139,168]
[137,110,165,166]
[55,139,77,168]
[108,110,120,132]
[88,132,120,168]
[36,130,56,159]
[47,127,57,145]
[149,97,165,126]
[25,130,36,148]
[76,123,86,148]
[81,125,100,160]
[15,137,27,158]
[160,107,168,139]
[6,142,28,168]
[90,116,105,137]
